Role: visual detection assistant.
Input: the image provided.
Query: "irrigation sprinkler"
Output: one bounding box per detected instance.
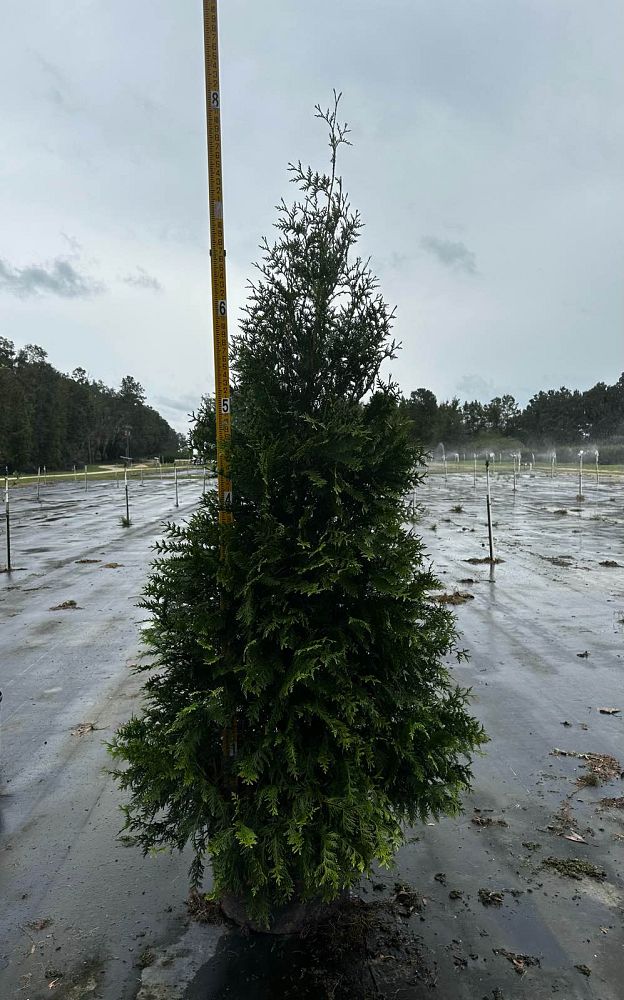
[473,454,477,488]
[443,458,448,484]
[84,464,88,492]
[4,475,11,573]
[73,464,77,482]
[43,465,47,488]
[551,453,555,479]
[140,468,144,487]
[595,449,599,485]
[485,460,495,565]
[174,465,179,508]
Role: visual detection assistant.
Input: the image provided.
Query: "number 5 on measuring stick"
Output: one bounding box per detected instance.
[221,397,230,415]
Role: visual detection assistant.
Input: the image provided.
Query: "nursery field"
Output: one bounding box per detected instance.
[1,470,623,999]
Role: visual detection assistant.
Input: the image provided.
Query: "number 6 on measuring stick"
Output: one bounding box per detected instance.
[218,300,227,316]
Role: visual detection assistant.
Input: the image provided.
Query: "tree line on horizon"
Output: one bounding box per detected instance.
[0,338,184,472]
[190,372,624,465]
[400,373,624,454]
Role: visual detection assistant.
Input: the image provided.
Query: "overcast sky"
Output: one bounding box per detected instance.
[1,1,622,430]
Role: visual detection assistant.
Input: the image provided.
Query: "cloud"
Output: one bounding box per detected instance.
[0,257,105,299]
[155,393,201,414]
[421,236,478,275]
[121,267,162,292]
[455,374,499,401]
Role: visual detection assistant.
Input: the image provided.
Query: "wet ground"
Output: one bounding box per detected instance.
[1,468,623,999]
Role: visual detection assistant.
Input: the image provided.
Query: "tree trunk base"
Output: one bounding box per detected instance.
[220,891,333,935]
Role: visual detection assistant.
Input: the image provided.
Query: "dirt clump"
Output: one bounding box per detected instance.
[49,600,80,611]
[70,722,96,737]
[551,747,622,784]
[599,560,620,568]
[472,815,508,828]
[187,889,225,925]
[493,948,540,976]
[478,889,504,907]
[465,557,504,565]
[102,562,124,569]
[433,591,475,605]
[392,882,425,915]
[542,857,606,881]
[598,796,624,810]
[75,558,101,564]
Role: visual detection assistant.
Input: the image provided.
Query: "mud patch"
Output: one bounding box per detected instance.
[49,600,81,611]
[465,557,504,565]
[184,896,436,1000]
[540,555,574,568]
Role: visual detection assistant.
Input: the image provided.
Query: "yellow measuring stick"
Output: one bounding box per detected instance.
[203,0,232,525]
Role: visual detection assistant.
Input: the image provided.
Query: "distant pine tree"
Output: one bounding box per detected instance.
[109,95,486,926]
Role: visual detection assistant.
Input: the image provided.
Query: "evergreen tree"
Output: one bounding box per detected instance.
[109,96,487,925]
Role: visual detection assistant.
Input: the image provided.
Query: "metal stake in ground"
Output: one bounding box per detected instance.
[473,453,477,488]
[4,475,11,573]
[174,465,179,508]
[84,465,88,492]
[485,459,495,564]
[578,449,584,500]
[37,466,41,501]
[125,467,130,525]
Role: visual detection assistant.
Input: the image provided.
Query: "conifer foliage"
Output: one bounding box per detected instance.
[110,95,486,925]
